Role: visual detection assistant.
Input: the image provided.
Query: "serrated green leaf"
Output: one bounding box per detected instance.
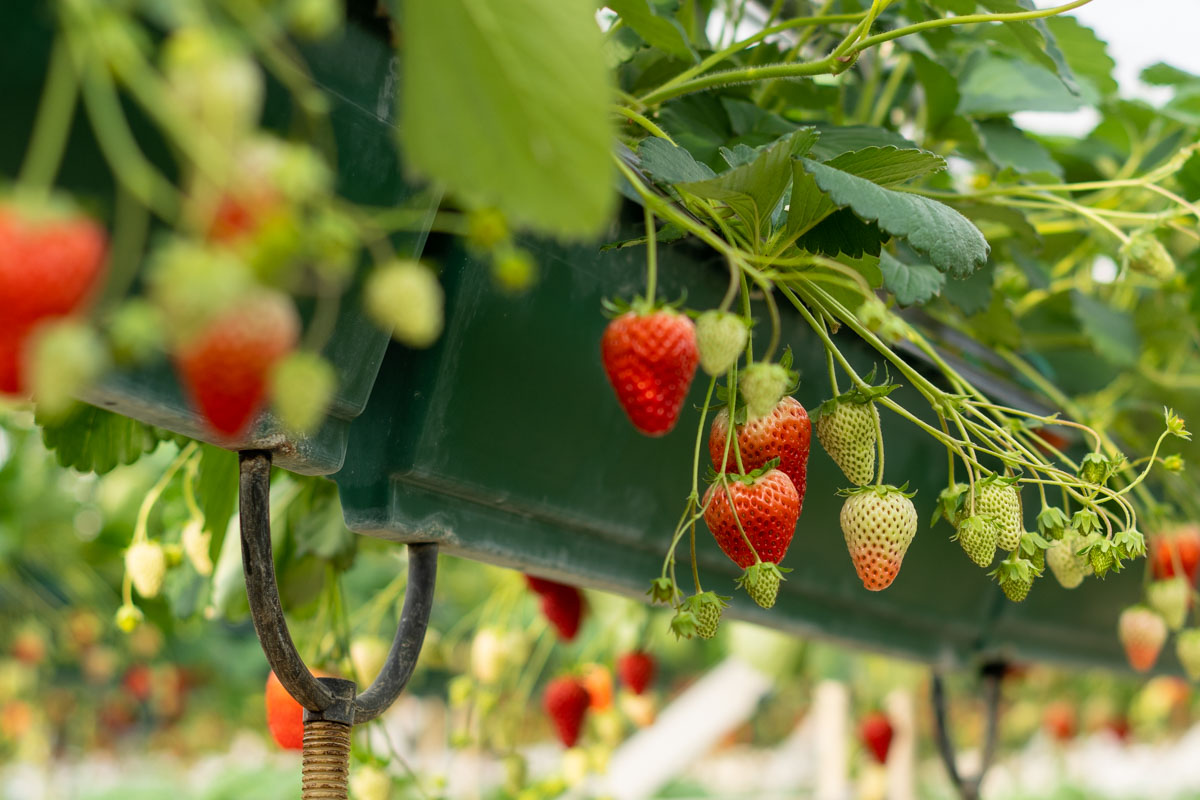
[1141,62,1199,87]
[606,0,695,61]
[195,444,238,569]
[680,130,816,239]
[946,200,1040,245]
[1072,291,1140,367]
[798,159,989,276]
[978,0,1080,95]
[808,124,920,160]
[603,25,645,68]
[958,54,1084,115]
[879,251,945,306]
[974,119,1063,178]
[38,406,162,474]
[797,209,886,259]
[1164,88,1200,127]
[911,53,961,137]
[658,94,732,168]
[825,146,946,186]
[1045,16,1117,98]
[638,138,717,184]
[1179,149,1200,202]
[400,0,615,237]
[720,143,760,169]
[942,261,994,315]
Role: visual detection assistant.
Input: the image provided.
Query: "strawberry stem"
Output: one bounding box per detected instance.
[874,401,886,486]
[17,37,78,193]
[644,205,658,304]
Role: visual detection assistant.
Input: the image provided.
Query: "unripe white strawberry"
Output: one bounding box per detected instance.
[695,311,748,376]
[739,363,788,419]
[1177,628,1200,681]
[470,627,507,684]
[115,604,144,633]
[1045,531,1091,589]
[973,479,1023,552]
[162,28,263,145]
[181,519,213,577]
[365,261,444,348]
[1147,578,1190,631]
[349,764,392,800]
[126,541,167,598]
[350,636,390,684]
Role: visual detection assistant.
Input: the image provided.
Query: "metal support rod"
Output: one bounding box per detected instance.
[930,661,1005,800]
[238,450,439,799]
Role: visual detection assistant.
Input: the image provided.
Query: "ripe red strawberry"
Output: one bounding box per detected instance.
[709,396,811,497]
[525,574,559,595]
[265,669,325,750]
[1118,606,1167,673]
[0,205,107,395]
[1151,525,1200,582]
[601,309,698,436]
[534,580,585,641]
[703,469,800,569]
[1043,701,1076,742]
[175,292,299,436]
[544,676,590,747]
[617,651,656,695]
[858,711,893,764]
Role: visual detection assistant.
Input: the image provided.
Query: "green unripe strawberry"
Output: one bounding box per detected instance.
[492,248,536,293]
[108,299,164,366]
[954,515,997,568]
[816,399,878,486]
[1045,531,1091,589]
[115,603,144,633]
[1121,232,1175,281]
[972,478,1023,552]
[695,311,748,377]
[1088,537,1115,578]
[1177,629,1200,681]
[684,592,728,639]
[739,363,789,419]
[990,554,1036,603]
[29,320,107,422]
[737,562,787,609]
[1147,578,1190,631]
[365,260,445,348]
[270,351,337,435]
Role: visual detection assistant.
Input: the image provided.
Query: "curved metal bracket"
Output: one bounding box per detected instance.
[238,450,438,725]
[930,661,1006,800]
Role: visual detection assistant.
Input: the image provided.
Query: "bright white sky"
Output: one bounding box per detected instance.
[1020,0,1200,133]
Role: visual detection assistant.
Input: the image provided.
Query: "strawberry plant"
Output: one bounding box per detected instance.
[5,5,1200,778]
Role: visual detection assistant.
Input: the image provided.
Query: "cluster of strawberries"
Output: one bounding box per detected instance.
[600,301,922,634]
[0,203,108,397]
[1120,526,1200,675]
[523,575,657,747]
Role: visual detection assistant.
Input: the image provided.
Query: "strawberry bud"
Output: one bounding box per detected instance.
[115,604,144,633]
[1121,232,1175,281]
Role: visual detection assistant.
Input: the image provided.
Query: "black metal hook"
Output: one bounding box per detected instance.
[238,450,438,725]
[930,661,1006,800]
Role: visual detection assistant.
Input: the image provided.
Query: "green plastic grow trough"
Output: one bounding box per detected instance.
[3,4,1156,673]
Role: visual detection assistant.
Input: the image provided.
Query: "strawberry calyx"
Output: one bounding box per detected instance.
[601,293,686,319]
[1018,530,1051,558]
[837,482,915,500]
[1071,508,1101,536]
[646,577,677,605]
[988,552,1039,585]
[736,561,791,610]
[931,482,968,527]
[950,514,992,543]
[1037,505,1070,539]
[1113,528,1146,560]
